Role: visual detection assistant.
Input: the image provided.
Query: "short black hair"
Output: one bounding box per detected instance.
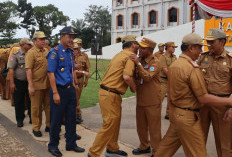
[122,41,133,49]
[218,38,227,46]
[181,43,189,52]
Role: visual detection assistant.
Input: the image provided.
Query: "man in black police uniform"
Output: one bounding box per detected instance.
[47,26,85,157]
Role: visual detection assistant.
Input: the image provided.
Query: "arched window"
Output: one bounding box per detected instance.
[149,11,157,24]
[117,15,123,27]
[169,8,177,22]
[118,0,123,4]
[132,13,138,25]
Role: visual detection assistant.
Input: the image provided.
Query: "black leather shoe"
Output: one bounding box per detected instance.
[33,130,42,137]
[105,149,128,157]
[132,147,151,155]
[66,146,85,152]
[45,126,50,132]
[76,114,83,124]
[76,134,81,140]
[164,116,169,120]
[17,121,23,127]
[48,149,62,157]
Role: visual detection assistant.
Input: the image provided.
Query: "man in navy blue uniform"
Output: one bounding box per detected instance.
[47,26,85,157]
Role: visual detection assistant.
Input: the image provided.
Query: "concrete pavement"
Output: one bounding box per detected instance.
[0,96,217,157]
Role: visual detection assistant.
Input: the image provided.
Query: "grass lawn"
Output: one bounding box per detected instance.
[80,58,135,108]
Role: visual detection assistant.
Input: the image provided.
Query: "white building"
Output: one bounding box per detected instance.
[111,0,201,44]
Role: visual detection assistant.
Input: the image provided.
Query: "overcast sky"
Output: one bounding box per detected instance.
[1,0,111,38]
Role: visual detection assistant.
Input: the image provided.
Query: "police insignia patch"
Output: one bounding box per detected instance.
[149,66,155,71]
[51,54,55,59]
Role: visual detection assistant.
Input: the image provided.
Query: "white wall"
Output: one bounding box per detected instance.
[86,19,205,59]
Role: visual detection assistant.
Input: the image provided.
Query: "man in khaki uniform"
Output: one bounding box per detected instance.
[159,42,177,119]
[130,38,161,156]
[198,28,232,157]
[73,38,90,124]
[25,31,50,137]
[153,43,165,59]
[155,33,232,157]
[87,35,138,157]
[0,49,8,99]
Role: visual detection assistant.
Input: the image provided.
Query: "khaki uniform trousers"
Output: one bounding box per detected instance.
[30,89,50,131]
[136,105,161,154]
[155,106,207,157]
[89,88,122,157]
[0,75,6,99]
[160,78,170,116]
[76,77,84,115]
[200,105,232,157]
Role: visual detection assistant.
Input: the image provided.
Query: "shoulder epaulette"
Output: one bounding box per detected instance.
[54,46,59,51]
[227,52,232,57]
[13,50,20,55]
[188,60,199,68]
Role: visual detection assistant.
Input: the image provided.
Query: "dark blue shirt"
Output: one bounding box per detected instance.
[47,44,75,86]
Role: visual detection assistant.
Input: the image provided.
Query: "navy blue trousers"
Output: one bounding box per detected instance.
[48,86,77,150]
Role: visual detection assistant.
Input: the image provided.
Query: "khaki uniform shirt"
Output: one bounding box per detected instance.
[136,55,161,106]
[198,50,232,95]
[153,51,164,59]
[0,49,8,71]
[25,46,49,90]
[8,49,27,81]
[159,52,177,78]
[168,54,208,109]
[100,49,135,95]
[74,51,90,72]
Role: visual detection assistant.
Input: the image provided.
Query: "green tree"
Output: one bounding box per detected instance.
[0,1,19,43]
[71,19,95,49]
[33,4,69,39]
[17,0,36,38]
[84,5,111,47]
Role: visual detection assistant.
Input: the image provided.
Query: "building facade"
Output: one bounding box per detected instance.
[111,0,201,44]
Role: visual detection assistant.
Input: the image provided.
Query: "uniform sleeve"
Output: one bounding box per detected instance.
[47,50,58,72]
[123,58,135,77]
[8,54,17,69]
[85,54,91,71]
[25,50,34,69]
[190,68,208,97]
[159,55,167,68]
[137,61,161,82]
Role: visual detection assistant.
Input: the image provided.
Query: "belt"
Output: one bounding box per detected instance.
[100,85,121,95]
[57,84,73,89]
[160,76,167,79]
[77,75,83,79]
[216,94,231,97]
[174,105,200,112]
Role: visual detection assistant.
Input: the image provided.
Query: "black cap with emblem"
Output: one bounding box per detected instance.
[60,26,77,35]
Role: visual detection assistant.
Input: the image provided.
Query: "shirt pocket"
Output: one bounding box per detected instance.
[200,63,210,75]
[35,57,44,68]
[216,65,230,78]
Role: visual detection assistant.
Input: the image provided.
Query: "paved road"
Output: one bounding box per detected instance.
[82,96,217,157]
